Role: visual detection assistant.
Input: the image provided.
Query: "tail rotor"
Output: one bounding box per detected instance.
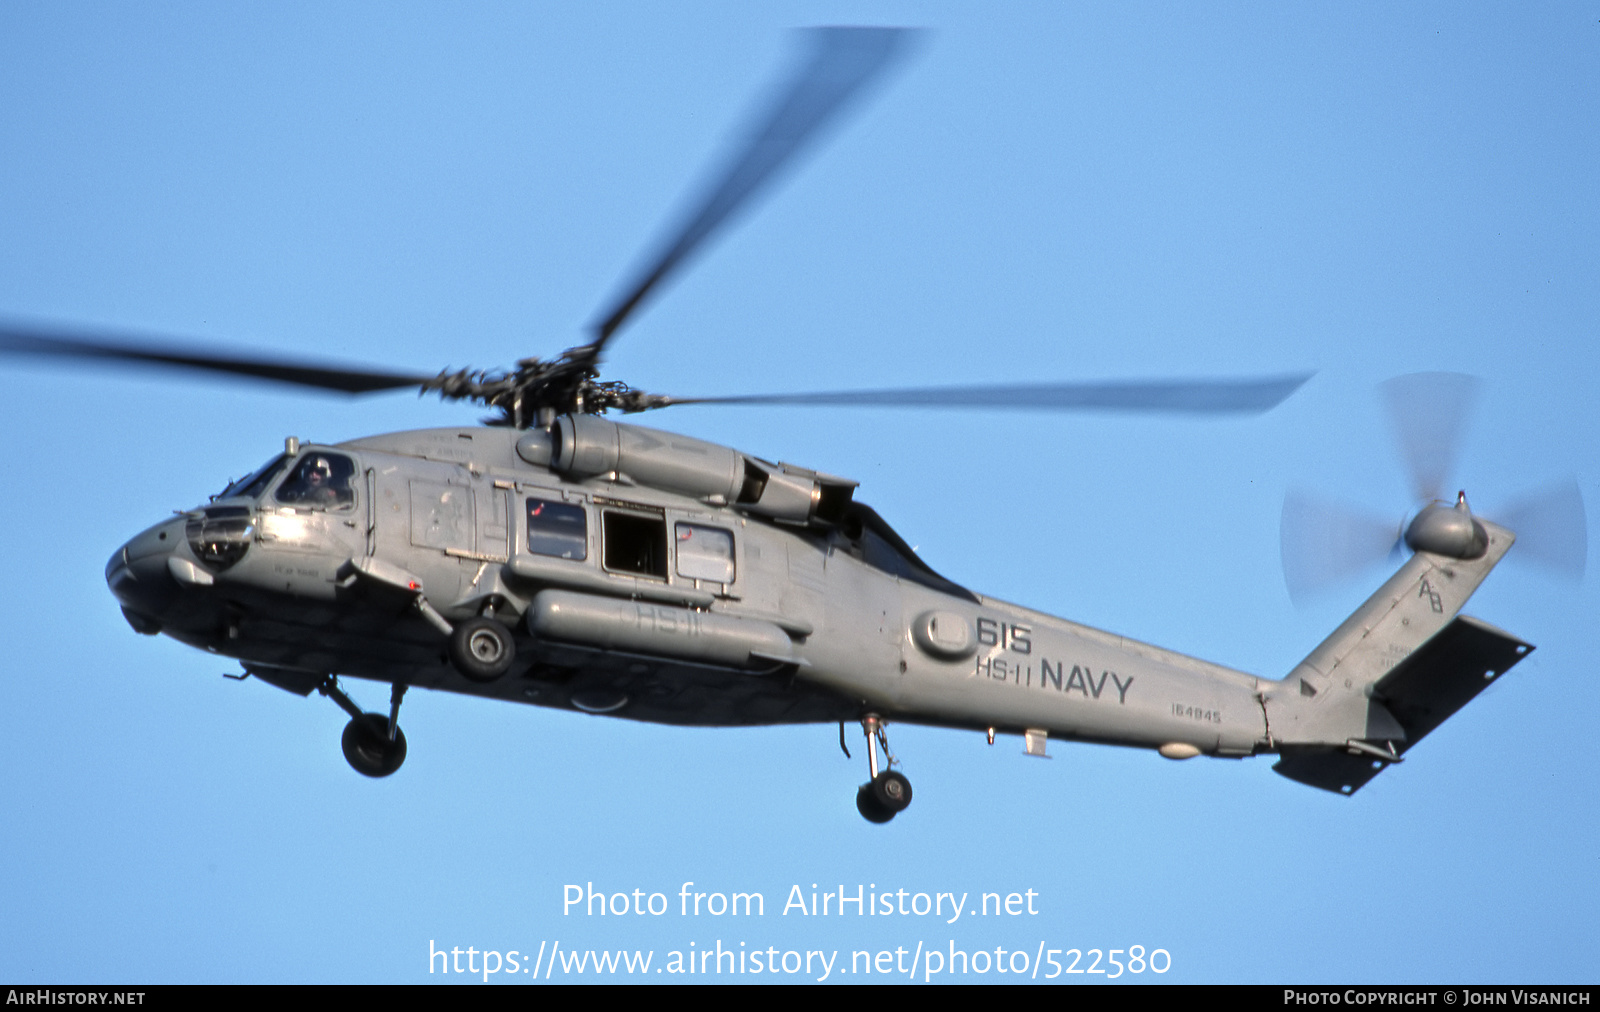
[1280,373,1586,605]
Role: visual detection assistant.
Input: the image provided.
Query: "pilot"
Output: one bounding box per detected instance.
[279,456,349,508]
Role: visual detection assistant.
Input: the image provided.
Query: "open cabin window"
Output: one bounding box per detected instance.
[675,523,734,584]
[602,510,668,579]
[526,497,587,561]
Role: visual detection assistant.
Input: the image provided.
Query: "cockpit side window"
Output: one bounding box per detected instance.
[274,452,357,510]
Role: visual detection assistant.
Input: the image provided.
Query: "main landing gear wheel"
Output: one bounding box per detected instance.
[451,616,516,682]
[341,713,407,778]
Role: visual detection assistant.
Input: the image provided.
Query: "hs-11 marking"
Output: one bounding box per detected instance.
[974,655,1134,704]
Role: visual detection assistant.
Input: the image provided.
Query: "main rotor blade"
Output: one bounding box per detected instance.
[587,27,918,358]
[662,373,1312,414]
[1380,372,1481,504]
[0,323,432,394]
[1499,479,1588,580]
[1280,489,1402,606]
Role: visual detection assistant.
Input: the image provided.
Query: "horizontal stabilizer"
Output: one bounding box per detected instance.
[1273,615,1533,794]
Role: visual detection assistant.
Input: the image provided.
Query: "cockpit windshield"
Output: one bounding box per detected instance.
[216,454,290,501]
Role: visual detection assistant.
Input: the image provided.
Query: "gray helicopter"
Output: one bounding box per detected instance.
[0,29,1552,822]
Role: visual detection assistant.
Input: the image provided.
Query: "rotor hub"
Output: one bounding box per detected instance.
[1404,492,1488,560]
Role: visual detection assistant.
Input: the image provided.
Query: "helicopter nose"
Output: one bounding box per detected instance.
[106,516,188,631]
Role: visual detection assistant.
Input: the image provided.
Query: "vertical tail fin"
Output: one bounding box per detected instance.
[1263,517,1532,793]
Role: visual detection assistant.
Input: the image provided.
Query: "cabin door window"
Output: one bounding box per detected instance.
[526,497,588,561]
[675,523,735,584]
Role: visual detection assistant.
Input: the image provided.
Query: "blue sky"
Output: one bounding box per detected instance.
[1,2,1596,984]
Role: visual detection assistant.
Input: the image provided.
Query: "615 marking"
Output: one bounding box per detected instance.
[977,617,1031,654]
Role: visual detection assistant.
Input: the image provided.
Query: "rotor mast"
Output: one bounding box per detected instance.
[419,344,673,426]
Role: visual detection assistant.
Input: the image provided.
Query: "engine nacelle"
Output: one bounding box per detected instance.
[519,416,858,524]
[545,415,748,503]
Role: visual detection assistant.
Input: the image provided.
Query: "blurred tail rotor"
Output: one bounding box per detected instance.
[1280,373,1587,606]
[1279,491,1403,606]
[1499,479,1588,580]
[1379,372,1480,505]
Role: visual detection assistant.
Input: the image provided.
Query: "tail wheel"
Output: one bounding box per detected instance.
[856,784,895,824]
[871,770,913,813]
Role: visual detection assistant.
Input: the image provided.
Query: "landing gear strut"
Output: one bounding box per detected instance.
[321,677,408,778]
[855,714,912,823]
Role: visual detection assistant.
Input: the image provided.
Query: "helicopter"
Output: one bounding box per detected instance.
[0,27,1548,824]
